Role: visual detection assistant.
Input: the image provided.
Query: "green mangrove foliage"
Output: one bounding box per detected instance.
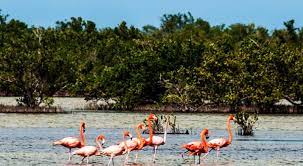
[162,67,201,112]
[1,10,303,110]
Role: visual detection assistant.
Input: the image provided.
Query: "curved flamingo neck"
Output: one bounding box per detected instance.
[95,138,103,150]
[148,117,153,144]
[79,125,86,147]
[135,126,144,149]
[135,126,142,140]
[200,131,207,146]
[200,131,208,151]
[226,119,233,145]
[123,134,128,150]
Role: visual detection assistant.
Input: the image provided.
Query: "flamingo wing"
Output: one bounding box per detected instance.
[132,137,146,150]
[132,138,140,145]
[72,146,97,157]
[182,141,208,155]
[146,136,164,146]
[54,137,81,148]
[101,145,124,156]
[119,139,138,150]
[208,138,227,149]
[182,141,200,151]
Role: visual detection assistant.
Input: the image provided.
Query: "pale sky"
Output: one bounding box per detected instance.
[1,0,302,30]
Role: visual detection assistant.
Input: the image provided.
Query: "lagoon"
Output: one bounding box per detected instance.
[0,112,302,165]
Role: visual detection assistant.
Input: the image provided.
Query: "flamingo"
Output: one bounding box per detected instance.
[100,131,132,166]
[145,113,169,163]
[53,121,86,161]
[71,134,105,164]
[181,128,209,164]
[120,123,146,163]
[207,114,235,158]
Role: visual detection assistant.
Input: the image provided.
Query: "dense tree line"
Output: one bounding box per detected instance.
[1,11,303,110]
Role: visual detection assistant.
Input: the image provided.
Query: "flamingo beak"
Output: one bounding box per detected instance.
[129,134,133,140]
[83,128,86,133]
[102,139,105,146]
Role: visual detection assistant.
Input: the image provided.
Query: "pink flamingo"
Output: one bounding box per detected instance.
[181,128,209,164]
[100,131,132,166]
[119,123,146,163]
[207,114,235,158]
[53,121,86,161]
[71,134,105,164]
[145,113,169,163]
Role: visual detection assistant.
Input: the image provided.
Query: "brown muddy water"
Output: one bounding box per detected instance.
[0,111,303,166]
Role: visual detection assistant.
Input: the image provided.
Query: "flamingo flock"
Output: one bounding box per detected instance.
[53,114,235,165]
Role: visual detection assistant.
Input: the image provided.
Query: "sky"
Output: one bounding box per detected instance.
[1,0,302,30]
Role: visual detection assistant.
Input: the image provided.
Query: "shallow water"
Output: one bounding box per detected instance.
[1,112,303,166]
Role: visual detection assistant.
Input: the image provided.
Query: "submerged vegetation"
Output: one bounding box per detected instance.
[1,11,303,112]
[142,114,189,134]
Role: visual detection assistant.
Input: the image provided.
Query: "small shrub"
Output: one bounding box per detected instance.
[143,114,170,133]
[43,97,54,108]
[142,114,190,134]
[235,111,258,136]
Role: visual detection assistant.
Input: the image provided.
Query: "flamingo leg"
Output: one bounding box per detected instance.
[68,148,71,161]
[152,146,158,163]
[124,151,130,164]
[108,155,114,166]
[134,152,138,162]
[80,156,86,164]
[216,148,220,160]
[201,152,209,159]
[198,154,201,164]
[203,148,213,159]
[194,155,196,164]
[86,156,89,164]
[107,157,111,166]
[180,150,191,160]
[180,151,185,159]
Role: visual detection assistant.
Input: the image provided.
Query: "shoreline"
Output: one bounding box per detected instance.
[1,105,303,114]
[0,105,65,113]
[0,97,302,114]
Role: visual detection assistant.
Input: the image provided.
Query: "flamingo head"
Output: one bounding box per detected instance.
[201,128,210,139]
[148,113,158,122]
[203,128,209,135]
[123,131,133,140]
[97,134,106,145]
[228,114,235,121]
[137,123,146,130]
[80,121,86,133]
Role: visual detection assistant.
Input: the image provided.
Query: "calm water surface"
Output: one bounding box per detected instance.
[0,112,303,166]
